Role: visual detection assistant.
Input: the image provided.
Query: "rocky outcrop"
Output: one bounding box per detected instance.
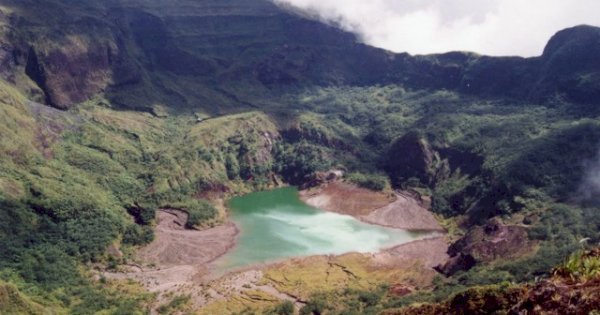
[300,169,344,189]
[195,182,231,200]
[509,278,600,315]
[387,132,446,187]
[436,218,535,276]
[389,284,414,297]
[24,41,117,109]
[386,132,486,189]
[281,122,354,152]
[390,248,600,315]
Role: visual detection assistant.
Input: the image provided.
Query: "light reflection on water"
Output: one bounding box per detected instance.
[214,187,433,270]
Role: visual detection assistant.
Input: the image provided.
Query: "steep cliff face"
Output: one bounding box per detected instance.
[436,218,536,276]
[0,0,599,111]
[386,132,441,187]
[1,1,599,314]
[0,0,379,110]
[0,1,125,108]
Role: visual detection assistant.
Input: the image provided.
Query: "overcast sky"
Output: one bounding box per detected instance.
[272,0,600,56]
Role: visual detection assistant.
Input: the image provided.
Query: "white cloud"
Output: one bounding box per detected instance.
[272,0,600,56]
[578,147,600,205]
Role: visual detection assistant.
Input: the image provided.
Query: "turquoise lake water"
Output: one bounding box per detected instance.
[215,187,428,270]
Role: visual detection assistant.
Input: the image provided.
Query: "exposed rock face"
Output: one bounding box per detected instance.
[0,43,17,75]
[437,218,536,276]
[386,132,487,189]
[24,41,118,109]
[435,253,477,277]
[2,0,600,110]
[300,169,345,189]
[195,182,231,200]
[387,132,444,187]
[389,284,413,297]
[386,131,490,220]
[511,279,600,315]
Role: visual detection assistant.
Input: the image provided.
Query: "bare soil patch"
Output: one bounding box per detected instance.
[362,192,444,231]
[104,209,239,308]
[137,209,238,268]
[109,191,449,314]
[300,181,394,216]
[382,236,449,269]
[301,181,444,231]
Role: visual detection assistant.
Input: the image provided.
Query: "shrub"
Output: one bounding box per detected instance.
[273,300,294,315]
[358,291,382,306]
[346,172,388,191]
[126,204,156,225]
[300,296,328,315]
[183,200,218,229]
[554,249,600,282]
[122,225,154,246]
[225,154,240,180]
[157,295,190,314]
[273,142,332,185]
[431,174,477,217]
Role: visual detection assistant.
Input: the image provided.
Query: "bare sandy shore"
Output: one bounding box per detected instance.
[300,181,394,216]
[104,209,239,308]
[137,209,238,269]
[301,181,444,231]
[107,186,449,313]
[362,192,444,231]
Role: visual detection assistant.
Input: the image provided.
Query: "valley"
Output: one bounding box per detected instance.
[107,186,445,314]
[0,0,599,314]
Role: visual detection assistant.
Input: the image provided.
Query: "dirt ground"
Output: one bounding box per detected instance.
[137,209,238,268]
[104,209,239,308]
[382,236,449,269]
[300,181,395,216]
[362,192,444,231]
[108,186,449,313]
[301,182,444,231]
[258,236,449,303]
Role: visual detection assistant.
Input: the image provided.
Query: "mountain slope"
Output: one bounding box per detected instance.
[0,0,600,314]
[0,0,599,112]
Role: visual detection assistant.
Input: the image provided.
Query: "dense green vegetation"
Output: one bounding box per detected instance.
[276,84,600,309]
[2,71,600,313]
[346,172,389,191]
[0,83,293,312]
[271,301,295,315]
[0,0,599,313]
[176,200,218,229]
[2,77,600,313]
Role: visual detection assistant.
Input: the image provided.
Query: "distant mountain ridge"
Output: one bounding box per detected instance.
[0,0,598,111]
[1,1,600,314]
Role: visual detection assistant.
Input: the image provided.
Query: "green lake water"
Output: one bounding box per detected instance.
[215,187,431,270]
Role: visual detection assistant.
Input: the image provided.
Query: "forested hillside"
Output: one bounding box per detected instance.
[0,0,599,313]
